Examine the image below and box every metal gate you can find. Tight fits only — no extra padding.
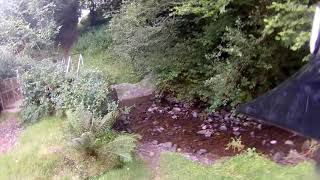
[0,77,21,110]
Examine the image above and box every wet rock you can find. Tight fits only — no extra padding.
[201,124,207,130]
[250,131,255,137]
[257,124,262,130]
[206,118,213,123]
[172,107,181,113]
[219,125,228,131]
[149,152,155,157]
[196,149,207,155]
[159,142,173,149]
[192,111,198,118]
[111,75,155,106]
[270,140,277,145]
[285,140,294,146]
[197,129,214,138]
[172,115,178,119]
[272,152,285,162]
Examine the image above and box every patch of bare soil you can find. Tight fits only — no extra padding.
[0,117,20,154]
[116,96,311,166]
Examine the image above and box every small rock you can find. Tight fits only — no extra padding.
[159,142,173,149]
[152,140,158,145]
[201,125,207,130]
[213,124,219,128]
[172,115,178,119]
[197,130,214,138]
[257,124,262,130]
[192,111,198,118]
[272,152,285,162]
[172,107,181,113]
[159,109,164,113]
[168,111,174,115]
[219,125,228,131]
[270,140,277,145]
[250,131,255,137]
[177,148,182,152]
[153,121,159,125]
[196,149,207,155]
[233,127,240,132]
[284,140,294,146]
[149,152,155,157]
[207,118,213,123]
[243,122,250,127]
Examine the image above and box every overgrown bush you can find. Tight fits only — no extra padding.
[108,0,310,110]
[0,47,21,79]
[21,60,116,123]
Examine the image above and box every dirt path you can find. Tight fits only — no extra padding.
[0,117,20,154]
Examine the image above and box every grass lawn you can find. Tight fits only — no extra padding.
[159,151,317,180]
[0,117,65,179]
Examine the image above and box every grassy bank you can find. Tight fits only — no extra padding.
[159,151,317,180]
[72,26,140,84]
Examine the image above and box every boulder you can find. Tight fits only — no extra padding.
[111,76,155,106]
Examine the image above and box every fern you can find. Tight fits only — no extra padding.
[99,135,138,162]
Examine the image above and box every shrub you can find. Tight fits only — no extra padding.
[0,47,20,79]
[21,60,116,123]
[66,108,137,164]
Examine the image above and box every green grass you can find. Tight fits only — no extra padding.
[159,149,317,180]
[0,117,65,179]
[94,160,150,180]
[72,26,140,84]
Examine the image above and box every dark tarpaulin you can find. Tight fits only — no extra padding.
[237,55,320,140]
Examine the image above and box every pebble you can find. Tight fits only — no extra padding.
[149,152,155,157]
[159,142,173,149]
[250,131,255,137]
[284,140,294,146]
[233,127,240,131]
[270,140,277,145]
[257,124,262,130]
[192,112,198,118]
[196,149,207,155]
[219,125,228,131]
[201,125,207,130]
[172,115,178,119]
[172,107,181,113]
[197,130,214,138]
[152,140,158,145]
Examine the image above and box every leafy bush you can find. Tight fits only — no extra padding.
[108,0,309,110]
[21,60,116,123]
[0,47,20,79]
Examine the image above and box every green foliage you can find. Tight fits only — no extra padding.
[73,26,141,83]
[225,137,245,152]
[0,47,21,79]
[0,0,59,54]
[20,60,116,123]
[108,0,310,110]
[66,108,137,164]
[263,1,313,51]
